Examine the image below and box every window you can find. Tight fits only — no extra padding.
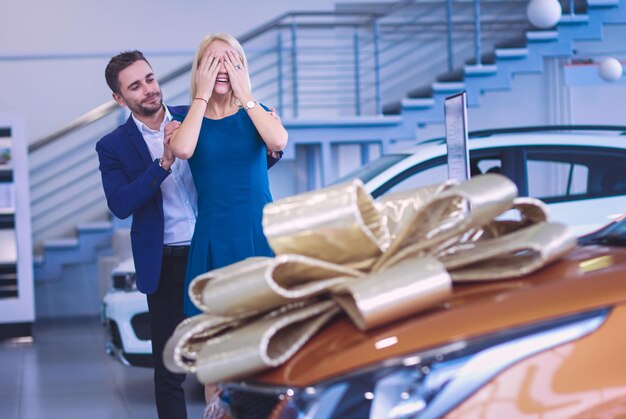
[524,145,626,202]
[527,160,589,198]
[384,163,448,195]
[333,154,408,187]
[476,158,503,176]
[373,156,448,197]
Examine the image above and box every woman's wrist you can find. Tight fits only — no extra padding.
[194,96,209,106]
[235,90,252,104]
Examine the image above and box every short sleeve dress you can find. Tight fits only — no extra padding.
[173,106,274,316]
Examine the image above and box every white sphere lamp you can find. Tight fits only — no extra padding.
[598,57,623,82]
[527,0,562,29]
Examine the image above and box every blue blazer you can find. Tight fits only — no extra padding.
[96,105,281,294]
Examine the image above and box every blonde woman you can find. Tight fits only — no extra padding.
[168,33,287,418]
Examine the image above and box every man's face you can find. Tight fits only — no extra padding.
[113,60,163,117]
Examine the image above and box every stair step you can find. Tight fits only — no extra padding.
[587,0,619,7]
[77,221,113,232]
[432,82,465,92]
[43,238,79,249]
[465,51,497,66]
[464,65,498,76]
[401,98,436,110]
[495,48,529,59]
[526,31,559,42]
[382,101,402,115]
[494,35,527,50]
[559,14,590,24]
[437,68,465,83]
[407,85,434,98]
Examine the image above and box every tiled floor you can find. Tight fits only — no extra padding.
[0,317,206,419]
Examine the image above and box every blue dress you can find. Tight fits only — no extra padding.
[173,107,274,316]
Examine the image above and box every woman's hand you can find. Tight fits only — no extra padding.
[162,120,180,168]
[267,108,285,158]
[224,50,252,103]
[196,50,220,101]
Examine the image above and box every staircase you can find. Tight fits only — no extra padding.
[33,222,112,282]
[29,0,626,315]
[382,1,620,118]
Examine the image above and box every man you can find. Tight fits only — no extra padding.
[96,50,280,419]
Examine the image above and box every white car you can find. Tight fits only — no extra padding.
[101,258,152,367]
[103,126,626,365]
[336,126,626,235]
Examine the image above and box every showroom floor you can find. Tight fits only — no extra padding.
[0,317,206,419]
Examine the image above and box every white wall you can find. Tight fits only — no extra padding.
[0,0,335,143]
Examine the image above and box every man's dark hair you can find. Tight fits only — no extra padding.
[105,50,150,94]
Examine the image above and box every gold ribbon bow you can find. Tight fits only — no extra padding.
[164,174,576,384]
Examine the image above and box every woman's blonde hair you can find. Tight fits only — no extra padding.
[189,32,251,106]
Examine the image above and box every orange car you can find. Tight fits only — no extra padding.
[221,216,626,418]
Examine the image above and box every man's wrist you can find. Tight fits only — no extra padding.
[157,158,172,173]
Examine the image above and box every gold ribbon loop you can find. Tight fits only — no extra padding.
[334,257,452,330]
[190,254,364,317]
[263,179,390,266]
[373,174,518,271]
[512,197,550,224]
[476,197,550,239]
[195,300,340,384]
[375,182,455,240]
[189,257,272,314]
[442,222,576,281]
[163,313,243,374]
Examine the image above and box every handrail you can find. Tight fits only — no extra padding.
[29,101,118,153]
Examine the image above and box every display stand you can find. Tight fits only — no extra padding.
[0,113,34,340]
[444,91,470,181]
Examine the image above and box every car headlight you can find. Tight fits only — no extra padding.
[111,272,137,291]
[273,308,607,419]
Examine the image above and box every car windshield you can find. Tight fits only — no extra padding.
[579,217,626,247]
[332,154,409,185]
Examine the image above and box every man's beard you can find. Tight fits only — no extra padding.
[129,91,163,117]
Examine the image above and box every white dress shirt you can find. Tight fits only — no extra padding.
[132,107,197,245]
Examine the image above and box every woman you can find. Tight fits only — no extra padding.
[168,33,288,418]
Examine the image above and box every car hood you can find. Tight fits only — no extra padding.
[251,245,626,387]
